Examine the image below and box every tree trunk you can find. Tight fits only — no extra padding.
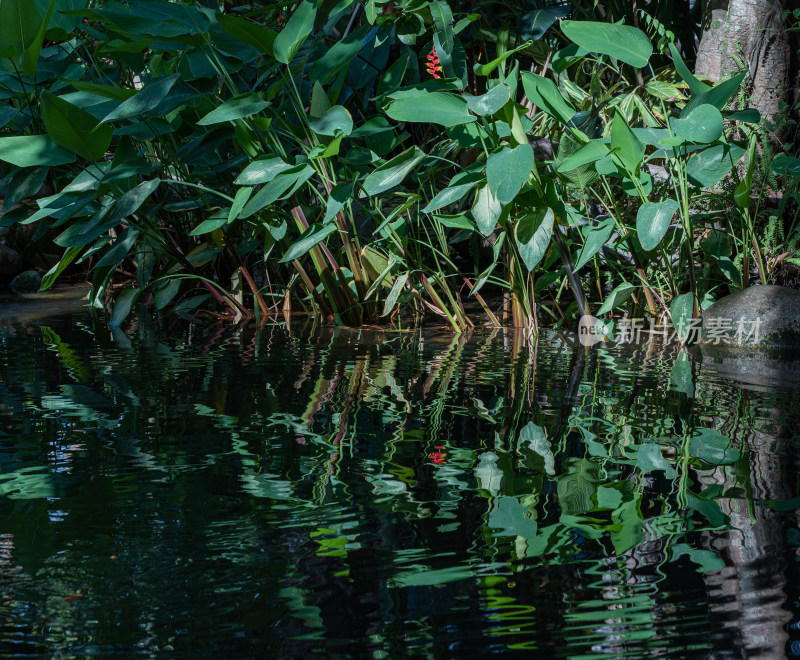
[695,0,790,131]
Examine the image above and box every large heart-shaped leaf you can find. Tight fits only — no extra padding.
[636,199,679,251]
[672,104,723,143]
[670,292,695,343]
[486,145,534,205]
[309,105,354,137]
[472,184,502,236]
[560,20,652,68]
[516,207,553,271]
[685,144,746,188]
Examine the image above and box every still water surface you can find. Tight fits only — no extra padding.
[1,315,800,657]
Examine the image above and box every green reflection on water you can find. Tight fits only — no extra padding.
[0,317,799,657]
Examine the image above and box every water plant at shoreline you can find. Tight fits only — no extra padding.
[0,0,797,333]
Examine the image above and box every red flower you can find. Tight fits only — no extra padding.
[426,47,442,79]
[428,445,447,465]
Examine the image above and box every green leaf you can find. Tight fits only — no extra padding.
[473,40,532,77]
[382,271,408,317]
[235,156,293,186]
[189,208,230,236]
[670,349,694,397]
[557,458,601,516]
[557,139,608,172]
[689,428,740,465]
[229,186,252,223]
[672,104,723,143]
[520,72,575,125]
[667,43,709,97]
[430,0,454,54]
[724,108,760,123]
[23,0,55,76]
[636,199,679,251]
[489,497,538,538]
[94,227,140,269]
[734,135,757,209]
[433,213,473,230]
[573,217,615,272]
[519,421,554,474]
[309,105,353,137]
[552,43,587,73]
[3,166,48,209]
[423,173,482,213]
[635,443,676,477]
[486,145,534,205]
[682,72,746,116]
[670,292,695,344]
[197,93,269,125]
[685,144,746,188]
[273,0,316,65]
[102,74,180,122]
[596,281,636,315]
[0,135,75,167]
[42,92,112,162]
[240,164,315,218]
[0,0,41,60]
[279,222,337,263]
[215,12,277,55]
[110,287,139,326]
[362,146,425,196]
[520,4,571,41]
[323,182,352,224]
[463,84,510,116]
[61,80,137,102]
[385,91,475,126]
[560,20,653,68]
[40,246,80,291]
[771,154,800,177]
[610,111,644,172]
[516,207,553,271]
[472,184,502,236]
[671,543,725,573]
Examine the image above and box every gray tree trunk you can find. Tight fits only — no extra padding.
[694,0,790,130]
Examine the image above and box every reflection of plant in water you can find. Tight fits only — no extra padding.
[1,321,795,654]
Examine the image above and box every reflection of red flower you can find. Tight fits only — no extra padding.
[429,445,446,464]
[426,47,442,79]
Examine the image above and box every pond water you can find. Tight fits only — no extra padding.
[1,314,800,657]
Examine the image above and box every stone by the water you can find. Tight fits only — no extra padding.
[9,270,42,295]
[700,285,800,348]
[0,245,22,282]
